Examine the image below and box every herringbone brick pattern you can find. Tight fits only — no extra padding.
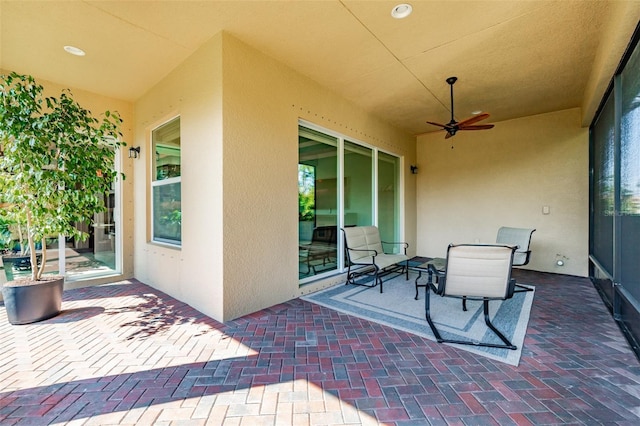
[1,270,639,425]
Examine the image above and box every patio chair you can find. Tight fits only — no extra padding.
[342,226,408,293]
[496,226,535,266]
[426,243,518,350]
[496,226,535,294]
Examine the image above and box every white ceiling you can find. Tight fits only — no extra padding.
[2,1,639,136]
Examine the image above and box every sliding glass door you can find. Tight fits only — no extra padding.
[298,123,402,283]
[620,43,640,304]
[589,27,640,359]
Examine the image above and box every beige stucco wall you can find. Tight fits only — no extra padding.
[132,33,416,322]
[416,108,588,277]
[0,69,135,291]
[133,34,225,319]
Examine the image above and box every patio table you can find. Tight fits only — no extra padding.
[408,256,446,300]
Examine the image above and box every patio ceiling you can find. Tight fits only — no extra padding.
[1,1,639,135]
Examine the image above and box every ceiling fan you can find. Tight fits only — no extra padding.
[426,76,494,139]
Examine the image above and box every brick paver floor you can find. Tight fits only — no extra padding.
[1,269,640,425]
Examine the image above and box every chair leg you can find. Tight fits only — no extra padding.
[514,284,533,293]
[426,297,517,350]
[414,270,424,300]
[345,263,353,285]
[346,264,381,290]
[482,300,517,350]
[405,259,409,280]
[424,284,444,342]
[462,297,467,311]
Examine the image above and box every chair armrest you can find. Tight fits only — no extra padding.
[381,241,409,254]
[512,249,532,266]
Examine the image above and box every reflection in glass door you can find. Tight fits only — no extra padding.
[620,44,640,301]
[298,126,338,280]
[65,188,118,280]
[378,152,401,250]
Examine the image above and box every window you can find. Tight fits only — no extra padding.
[152,117,181,245]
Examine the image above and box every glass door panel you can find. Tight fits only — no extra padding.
[620,44,640,302]
[299,126,338,279]
[378,152,401,251]
[592,94,615,274]
[344,141,372,227]
[65,187,118,279]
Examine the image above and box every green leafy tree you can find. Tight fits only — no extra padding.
[0,72,125,281]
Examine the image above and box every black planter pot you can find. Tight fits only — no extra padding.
[2,276,64,325]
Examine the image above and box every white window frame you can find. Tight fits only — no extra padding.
[151,116,182,247]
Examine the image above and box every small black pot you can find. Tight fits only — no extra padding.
[2,276,64,325]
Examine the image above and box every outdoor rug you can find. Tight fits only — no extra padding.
[301,271,535,366]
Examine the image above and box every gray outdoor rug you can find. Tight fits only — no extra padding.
[301,272,535,366]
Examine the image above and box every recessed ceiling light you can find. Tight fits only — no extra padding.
[391,3,412,19]
[471,110,483,115]
[63,45,86,56]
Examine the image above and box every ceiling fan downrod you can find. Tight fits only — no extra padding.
[446,76,458,135]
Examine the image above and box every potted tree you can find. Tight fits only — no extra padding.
[0,209,44,282]
[0,72,125,324]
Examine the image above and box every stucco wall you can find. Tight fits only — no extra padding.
[132,33,416,322]
[221,34,416,320]
[133,35,225,319]
[416,108,588,277]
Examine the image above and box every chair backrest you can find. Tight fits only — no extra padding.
[342,226,384,262]
[442,244,516,299]
[312,226,337,245]
[496,227,535,266]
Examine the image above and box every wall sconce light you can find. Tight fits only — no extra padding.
[410,165,418,174]
[128,146,140,159]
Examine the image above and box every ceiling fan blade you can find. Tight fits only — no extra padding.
[426,121,449,129]
[444,131,454,139]
[459,124,495,130]
[456,113,491,127]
